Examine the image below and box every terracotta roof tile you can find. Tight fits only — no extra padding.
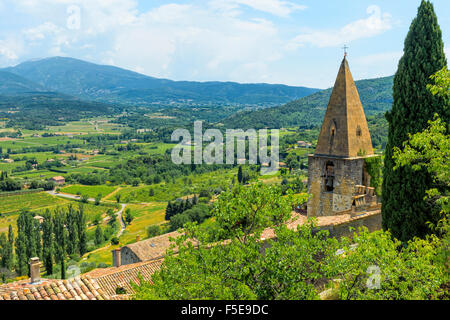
[86,259,164,299]
[0,276,111,300]
[123,231,182,262]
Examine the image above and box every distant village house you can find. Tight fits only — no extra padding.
[50,176,65,185]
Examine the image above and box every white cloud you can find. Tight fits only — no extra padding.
[355,51,402,66]
[210,0,306,17]
[3,1,284,81]
[105,4,282,80]
[24,22,62,41]
[288,5,392,49]
[0,37,23,61]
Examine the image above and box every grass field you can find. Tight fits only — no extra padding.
[120,203,168,245]
[61,185,118,199]
[0,192,67,216]
[0,191,121,234]
[82,202,168,265]
[104,168,237,203]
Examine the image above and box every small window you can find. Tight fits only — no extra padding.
[330,121,337,137]
[356,126,362,137]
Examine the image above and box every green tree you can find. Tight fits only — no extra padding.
[382,0,448,242]
[77,207,88,256]
[0,225,14,271]
[147,225,161,238]
[42,210,54,275]
[95,225,104,246]
[80,194,89,203]
[237,166,243,184]
[14,228,28,276]
[53,209,67,264]
[285,152,299,172]
[323,227,447,300]
[125,209,134,225]
[95,193,102,206]
[393,116,449,217]
[132,184,334,300]
[61,258,66,280]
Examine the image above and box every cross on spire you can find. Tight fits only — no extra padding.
[342,44,349,57]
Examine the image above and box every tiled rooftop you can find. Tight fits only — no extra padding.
[86,259,164,299]
[0,209,381,301]
[123,231,182,262]
[0,276,110,300]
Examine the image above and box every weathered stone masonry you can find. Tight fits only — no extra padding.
[307,56,381,218]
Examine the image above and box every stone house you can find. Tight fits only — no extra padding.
[50,176,65,185]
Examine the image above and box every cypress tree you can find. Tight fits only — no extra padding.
[61,258,66,280]
[53,209,66,264]
[77,207,87,256]
[0,233,6,268]
[95,225,104,246]
[382,0,448,242]
[238,166,243,184]
[15,232,28,276]
[42,210,54,275]
[0,226,14,271]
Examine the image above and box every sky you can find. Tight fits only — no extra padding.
[0,0,449,89]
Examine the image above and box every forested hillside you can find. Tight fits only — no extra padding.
[221,76,393,129]
[0,71,45,95]
[0,93,121,130]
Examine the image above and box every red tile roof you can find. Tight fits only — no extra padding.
[86,259,164,299]
[122,231,182,262]
[0,276,110,300]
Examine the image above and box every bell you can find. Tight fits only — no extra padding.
[326,177,334,188]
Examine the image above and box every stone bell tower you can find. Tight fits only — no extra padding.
[307,56,379,217]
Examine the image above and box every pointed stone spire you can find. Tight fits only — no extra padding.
[315,56,374,158]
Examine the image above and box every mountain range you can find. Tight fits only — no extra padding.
[1,57,320,106]
[0,56,394,135]
[221,75,394,129]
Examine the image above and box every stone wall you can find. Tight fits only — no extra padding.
[307,155,367,217]
[314,210,382,240]
[113,247,142,267]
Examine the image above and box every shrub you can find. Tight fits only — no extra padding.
[147,225,161,238]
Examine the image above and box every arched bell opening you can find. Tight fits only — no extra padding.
[324,161,335,192]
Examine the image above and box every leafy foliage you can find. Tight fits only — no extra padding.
[382,0,448,242]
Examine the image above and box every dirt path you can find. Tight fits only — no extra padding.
[47,190,126,238]
[102,187,122,201]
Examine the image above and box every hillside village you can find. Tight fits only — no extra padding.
[0,55,425,300]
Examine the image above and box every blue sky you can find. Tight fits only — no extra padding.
[0,0,449,89]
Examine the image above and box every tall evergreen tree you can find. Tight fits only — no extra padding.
[0,233,6,267]
[66,205,79,255]
[14,232,28,276]
[95,225,104,246]
[42,210,54,275]
[237,166,243,184]
[77,206,88,256]
[0,226,14,271]
[382,0,448,242]
[53,209,66,264]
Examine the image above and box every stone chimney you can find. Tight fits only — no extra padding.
[29,257,41,284]
[113,248,122,268]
